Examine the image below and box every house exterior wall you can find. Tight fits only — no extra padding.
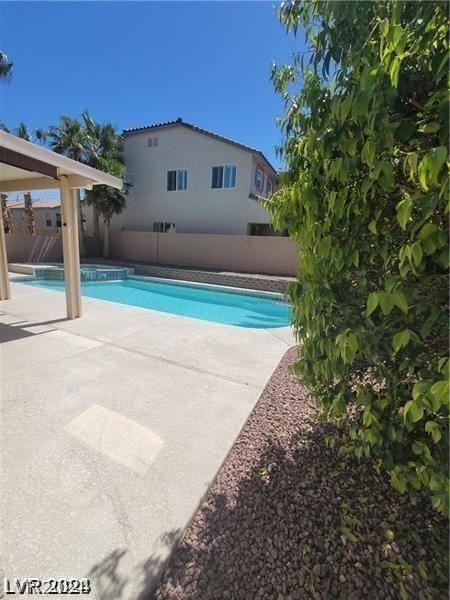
[10,207,61,233]
[9,204,100,239]
[111,125,276,235]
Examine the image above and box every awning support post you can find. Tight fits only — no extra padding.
[0,210,10,301]
[60,175,82,319]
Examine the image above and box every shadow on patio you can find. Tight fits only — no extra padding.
[88,529,181,600]
[0,317,68,343]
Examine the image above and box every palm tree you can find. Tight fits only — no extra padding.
[0,52,13,81]
[1,193,13,234]
[45,116,86,161]
[44,116,87,254]
[82,112,128,257]
[39,112,127,257]
[84,182,126,258]
[16,123,35,234]
[82,111,119,164]
[23,193,35,235]
[16,121,31,141]
[0,52,13,131]
[82,112,120,241]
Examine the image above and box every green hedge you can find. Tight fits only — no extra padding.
[269,0,449,513]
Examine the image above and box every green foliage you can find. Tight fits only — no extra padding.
[81,111,129,223]
[44,115,87,161]
[16,122,31,141]
[270,1,449,513]
[0,51,13,82]
[42,111,128,222]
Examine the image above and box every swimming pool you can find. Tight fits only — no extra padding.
[22,277,291,329]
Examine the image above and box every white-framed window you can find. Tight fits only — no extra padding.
[211,165,236,189]
[255,168,264,193]
[46,218,52,227]
[266,178,273,196]
[153,221,176,233]
[177,169,187,190]
[148,137,159,147]
[167,169,187,191]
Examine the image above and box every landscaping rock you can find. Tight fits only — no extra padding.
[153,347,449,599]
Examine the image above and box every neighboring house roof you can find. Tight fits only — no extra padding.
[123,118,277,175]
[6,198,61,209]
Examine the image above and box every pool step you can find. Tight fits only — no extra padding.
[8,263,134,282]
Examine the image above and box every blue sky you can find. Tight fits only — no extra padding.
[0,1,302,172]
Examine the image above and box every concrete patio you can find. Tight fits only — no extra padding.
[1,277,295,599]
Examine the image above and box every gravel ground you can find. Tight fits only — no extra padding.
[153,347,448,600]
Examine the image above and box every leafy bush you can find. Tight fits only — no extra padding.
[269,0,449,513]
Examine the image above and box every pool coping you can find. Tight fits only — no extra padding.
[126,274,287,302]
[8,262,135,277]
[13,271,288,303]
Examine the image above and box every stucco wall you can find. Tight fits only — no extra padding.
[113,125,275,235]
[5,233,63,263]
[4,230,298,276]
[10,207,61,232]
[110,230,297,276]
[9,205,98,237]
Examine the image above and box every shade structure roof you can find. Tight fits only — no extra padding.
[0,130,123,319]
[0,130,122,193]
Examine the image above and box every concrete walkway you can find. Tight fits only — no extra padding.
[1,278,295,599]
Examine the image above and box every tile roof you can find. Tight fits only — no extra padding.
[6,198,61,209]
[123,118,277,174]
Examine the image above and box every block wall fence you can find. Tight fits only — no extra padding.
[5,231,298,278]
[110,231,297,276]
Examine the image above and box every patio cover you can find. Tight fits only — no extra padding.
[0,130,122,318]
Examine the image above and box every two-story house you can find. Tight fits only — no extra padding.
[111,118,279,236]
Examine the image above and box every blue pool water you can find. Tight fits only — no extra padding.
[23,278,291,328]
